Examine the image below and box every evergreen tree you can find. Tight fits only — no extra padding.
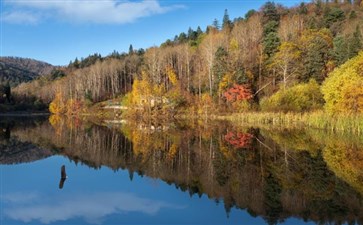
[299,29,333,83]
[350,25,363,57]
[324,7,345,28]
[333,36,348,65]
[245,9,256,20]
[222,9,232,30]
[129,44,134,55]
[264,32,280,57]
[213,47,228,94]
[299,2,308,14]
[334,26,362,65]
[187,27,197,41]
[196,26,203,37]
[73,57,80,69]
[178,32,188,43]
[262,2,280,59]
[349,10,357,19]
[263,21,279,36]
[262,1,280,25]
[212,18,220,30]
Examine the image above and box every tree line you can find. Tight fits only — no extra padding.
[13,0,363,114]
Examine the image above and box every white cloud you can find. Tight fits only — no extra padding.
[3,191,185,224]
[2,11,40,24]
[2,0,184,24]
[2,192,40,204]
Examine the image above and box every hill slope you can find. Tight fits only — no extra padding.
[0,57,55,86]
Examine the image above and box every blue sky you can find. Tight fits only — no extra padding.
[1,0,306,66]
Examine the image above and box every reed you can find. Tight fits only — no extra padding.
[217,111,363,135]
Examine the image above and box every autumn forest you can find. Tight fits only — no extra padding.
[3,0,363,126]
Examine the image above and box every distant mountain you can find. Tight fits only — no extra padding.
[0,56,55,86]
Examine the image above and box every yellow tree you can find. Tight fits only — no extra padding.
[49,92,66,114]
[130,71,153,107]
[322,51,363,113]
[270,42,301,90]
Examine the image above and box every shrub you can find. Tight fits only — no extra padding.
[261,80,324,112]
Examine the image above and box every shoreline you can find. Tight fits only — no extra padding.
[7,109,362,135]
[0,112,50,117]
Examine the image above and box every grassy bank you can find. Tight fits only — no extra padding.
[216,111,363,135]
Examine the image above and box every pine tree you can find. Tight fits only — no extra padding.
[196,26,203,36]
[188,27,197,40]
[212,18,220,30]
[245,9,256,20]
[222,9,232,30]
[350,25,363,57]
[73,57,80,69]
[129,44,134,55]
[262,1,280,25]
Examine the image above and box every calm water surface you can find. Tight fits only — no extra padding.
[0,116,362,225]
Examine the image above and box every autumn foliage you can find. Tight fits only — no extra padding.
[224,131,254,148]
[49,92,66,114]
[223,84,253,103]
[322,51,363,113]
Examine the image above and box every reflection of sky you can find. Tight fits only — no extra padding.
[0,155,314,225]
[4,192,183,224]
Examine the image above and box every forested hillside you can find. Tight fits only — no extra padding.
[12,0,363,115]
[0,57,55,86]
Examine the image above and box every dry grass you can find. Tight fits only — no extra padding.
[217,111,363,135]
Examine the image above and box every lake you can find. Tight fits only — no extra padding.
[1,116,362,225]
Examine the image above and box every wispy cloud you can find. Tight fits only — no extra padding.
[3,191,185,224]
[2,0,184,24]
[2,10,40,24]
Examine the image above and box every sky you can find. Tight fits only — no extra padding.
[1,0,306,66]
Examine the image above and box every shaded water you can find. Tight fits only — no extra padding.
[1,116,363,225]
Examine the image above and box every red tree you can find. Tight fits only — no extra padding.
[223,84,253,103]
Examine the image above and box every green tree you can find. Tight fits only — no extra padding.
[213,47,228,94]
[178,32,188,43]
[333,36,348,65]
[222,9,232,30]
[212,18,220,30]
[129,44,134,55]
[333,26,362,65]
[349,10,357,19]
[264,32,280,57]
[323,6,346,34]
[323,7,345,28]
[188,27,197,41]
[261,1,280,25]
[299,2,308,14]
[299,29,334,83]
[263,21,279,36]
[73,57,80,69]
[350,25,363,57]
[196,26,203,37]
[245,9,256,20]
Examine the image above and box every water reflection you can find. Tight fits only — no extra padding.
[4,191,184,224]
[0,116,53,164]
[1,116,363,224]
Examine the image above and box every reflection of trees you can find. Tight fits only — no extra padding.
[12,118,363,225]
[319,133,363,196]
[0,117,53,164]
